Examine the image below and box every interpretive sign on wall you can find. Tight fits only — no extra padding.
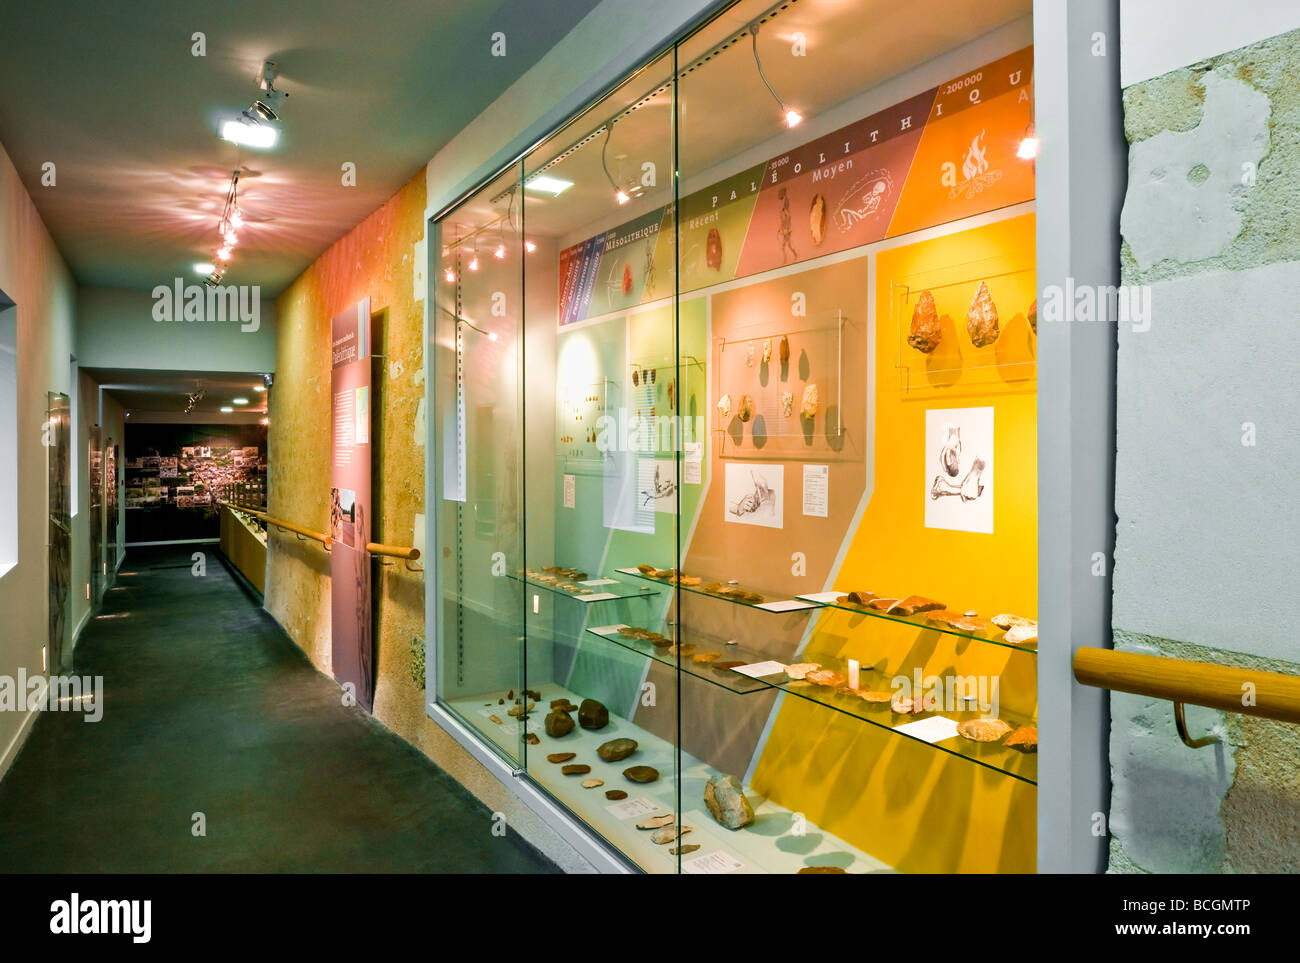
[330,297,374,710]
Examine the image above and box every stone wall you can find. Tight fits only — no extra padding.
[1112,24,1300,873]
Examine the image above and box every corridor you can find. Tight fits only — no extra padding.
[0,546,555,873]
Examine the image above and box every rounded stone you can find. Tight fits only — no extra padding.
[578,699,609,730]
[596,738,638,762]
[623,765,660,784]
[545,710,574,738]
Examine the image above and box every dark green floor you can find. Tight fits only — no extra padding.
[0,545,558,873]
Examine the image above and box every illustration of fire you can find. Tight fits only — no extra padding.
[949,130,1004,200]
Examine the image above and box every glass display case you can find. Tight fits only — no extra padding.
[432,0,1038,873]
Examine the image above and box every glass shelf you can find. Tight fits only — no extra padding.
[806,592,1038,655]
[587,623,1036,783]
[586,624,784,695]
[510,570,663,603]
[613,567,819,613]
[613,566,1036,654]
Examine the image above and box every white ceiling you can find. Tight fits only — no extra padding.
[0,0,602,295]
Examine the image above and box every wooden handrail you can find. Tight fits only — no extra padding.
[366,543,420,561]
[1074,646,1300,725]
[220,502,331,549]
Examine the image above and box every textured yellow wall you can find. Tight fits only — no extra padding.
[266,171,594,871]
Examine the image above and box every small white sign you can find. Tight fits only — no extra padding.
[795,590,843,604]
[589,624,628,636]
[581,578,620,587]
[732,660,788,678]
[802,464,828,517]
[578,592,619,603]
[754,599,817,612]
[682,850,745,874]
[894,715,961,744]
[683,442,702,485]
[606,797,661,820]
[563,473,576,509]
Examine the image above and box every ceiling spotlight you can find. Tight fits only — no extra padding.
[229,208,244,230]
[217,246,232,262]
[1018,125,1039,160]
[221,117,278,149]
[220,406,234,413]
[494,243,507,260]
[194,262,215,275]
[253,385,266,393]
[524,239,537,253]
[751,23,805,131]
[444,267,457,283]
[204,271,224,288]
[601,121,634,206]
[232,397,249,405]
[260,416,269,426]
[246,87,287,124]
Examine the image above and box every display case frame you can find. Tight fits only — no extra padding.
[426,0,1060,874]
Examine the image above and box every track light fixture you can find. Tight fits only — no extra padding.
[221,60,287,150]
[601,120,632,205]
[751,22,802,128]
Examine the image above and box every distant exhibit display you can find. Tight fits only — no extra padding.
[431,0,1038,873]
[124,423,268,542]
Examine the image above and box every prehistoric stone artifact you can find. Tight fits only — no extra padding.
[547,752,576,764]
[781,391,793,416]
[712,660,746,671]
[1005,726,1038,753]
[857,690,894,704]
[622,263,634,296]
[578,698,609,730]
[956,718,1013,742]
[581,778,604,788]
[507,701,534,718]
[545,709,575,738]
[605,789,628,801]
[561,764,591,776]
[623,765,660,783]
[966,280,1000,347]
[809,193,827,245]
[779,335,790,365]
[798,866,847,874]
[488,714,503,725]
[597,738,638,762]
[762,338,773,365]
[800,383,819,419]
[926,610,989,633]
[907,289,942,354]
[550,698,579,712]
[717,393,732,419]
[524,733,539,745]
[693,652,721,664]
[636,813,675,830]
[704,773,755,830]
[738,394,755,422]
[836,590,876,606]
[671,845,701,855]
[785,662,821,680]
[867,597,899,611]
[650,825,691,845]
[887,595,945,616]
[891,695,924,715]
[1004,622,1038,646]
[706,227,723,270]
[805,669,846,688]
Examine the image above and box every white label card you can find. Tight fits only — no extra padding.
[732,660,788,678]
[754,599,818,612]
[589,624,628,636]
[563,473,576,509]
[894,715,961,744]
[578,592,618,603]
[802,464,828,517]
[682,851,745,874]
[605,797,661,820]
[580,578,620,586]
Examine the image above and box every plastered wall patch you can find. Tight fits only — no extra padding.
[1121,71,1270,271]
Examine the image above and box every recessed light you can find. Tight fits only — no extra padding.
[232,397,249,405]
[220,406,234,413]
[525,175,573,196]
[194,262,215,275]
[253,385,265,393]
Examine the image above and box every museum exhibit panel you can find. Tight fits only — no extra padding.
[432,0,1038,873]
